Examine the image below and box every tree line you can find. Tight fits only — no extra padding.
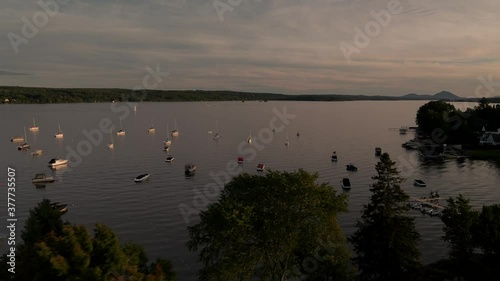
[416,98,500,145]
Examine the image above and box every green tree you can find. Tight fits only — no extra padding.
[0,199,176,281]
[474,204,500,258]
[350,153,420,281]
[416,100,456,134]
[441,194,479,261]
[187,169,354,281]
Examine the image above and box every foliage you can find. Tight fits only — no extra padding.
[441,194,479,261]
[474,204,500,258]
[0,199,176,281]
[187,169,354,281]
[416,100,457,134]
[350,153,421,280]
[415,98,500,145]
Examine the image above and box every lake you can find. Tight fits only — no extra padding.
[1,101,499,280]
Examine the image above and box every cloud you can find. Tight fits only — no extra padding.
[1,0,500,96]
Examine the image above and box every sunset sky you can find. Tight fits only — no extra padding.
[1,0,500,96]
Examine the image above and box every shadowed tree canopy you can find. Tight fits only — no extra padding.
[349,153,420,281]
[0,199,176,281]
[187,169,355,281]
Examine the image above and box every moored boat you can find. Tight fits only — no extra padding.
[331,151,338,162]
[32,173,55,184]
[48,158,68,167]
[11,136,24,142]
[31,149,43,156]
[414,179,426,187]
[185,163,196,175]
[165,155,174,162]
[257,163,265,171]
[346,164,358,171]
[341,178,351,190]
[238,157,244,163]
[135,174,151,182]
[375,147,382,156]
[29,118,39,131]
[51,202,68,213]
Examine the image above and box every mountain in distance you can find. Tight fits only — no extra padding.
[400,91,462,100]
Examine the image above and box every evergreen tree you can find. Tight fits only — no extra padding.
[350,153,420,281]
[441,195,479,261]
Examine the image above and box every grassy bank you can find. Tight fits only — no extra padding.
[464,148,500,160]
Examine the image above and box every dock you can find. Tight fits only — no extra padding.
[410,197,444,209]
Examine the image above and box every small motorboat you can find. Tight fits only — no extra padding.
[163,146,170,152]
[296,131,300,137]
[375,147,382,156]
[51,202,68,213]
[185,163,196,175]
[237,157,244,163]
[257,164,265,172]
[147,127,155,133]
[341,178,351,190]
[17,143,30,150]
[164,138,172,146]
[331,151,338,162]
[116,129,126,136]
[399,127,408,134]
[165,155,174,162]
[368,184,375,191]
[48,158,68,167]
[32,173,55,184]
[414,179,426,187]
[31,149,42,156]
[135,174,151,182]
[346,164,358,171]
[30,118,39,131]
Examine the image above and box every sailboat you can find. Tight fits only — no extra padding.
[285,132,290,146]
[171,118,179,137]
[17,127,30,150]
[29,118,39,131]
[247,130,252,144]
[147,118,155,133]
[116,118,126,136]
[213,121,220,140]
[134,105,137,112]
[107,129,114,149]
[54,124,63,138]
[164,122,172,146]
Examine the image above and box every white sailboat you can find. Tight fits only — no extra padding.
[116,118,126,136]
[147,118,155,133]
[134,105,137,112]
[17,127,30,150]
[54,124,63,138]
[164,122,172,146]
[107,129,114,149]
[171,118,179,136]
[247,130,252,144]
[285,132,290,146]
[29,118,39,131]
[213,121,220,140]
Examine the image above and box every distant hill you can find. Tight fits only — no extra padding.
[400,91,462,100]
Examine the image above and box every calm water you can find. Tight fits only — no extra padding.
[1,101,499,279]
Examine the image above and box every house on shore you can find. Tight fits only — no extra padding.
[479,129,500,146]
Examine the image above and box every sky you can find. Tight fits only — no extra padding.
[1,0,500,97]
